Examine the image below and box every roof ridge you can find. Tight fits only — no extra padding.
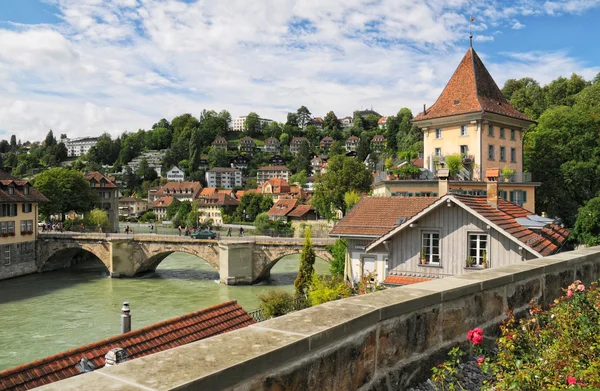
[470,47,484,113]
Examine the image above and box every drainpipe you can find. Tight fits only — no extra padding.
[121,302,131,334]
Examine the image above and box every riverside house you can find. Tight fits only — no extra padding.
[331,169,569,285]
[0,170,49,280]
[86,172,119,233]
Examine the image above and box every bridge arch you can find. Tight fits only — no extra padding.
[132,242,220,276]
[39,246,111,273]
[252,245,333,283]
[37,238,112,273]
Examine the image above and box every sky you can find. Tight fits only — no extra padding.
[0,0,599,141]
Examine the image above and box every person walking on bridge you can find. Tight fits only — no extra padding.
[227,227,232,237]
[239,226,244,237]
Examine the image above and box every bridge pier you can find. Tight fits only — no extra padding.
[218,242,255,285]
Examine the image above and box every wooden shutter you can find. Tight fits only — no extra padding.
[522,190,527,203]
[509,191,514,202]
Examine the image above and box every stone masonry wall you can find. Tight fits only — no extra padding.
[37,248,600,391]
[0,241,37,280]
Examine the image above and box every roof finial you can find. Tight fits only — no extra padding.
[469,17,475,48]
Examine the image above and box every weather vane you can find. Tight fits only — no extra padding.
[469,16,476,47]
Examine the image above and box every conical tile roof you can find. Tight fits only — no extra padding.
[414,48,533,122]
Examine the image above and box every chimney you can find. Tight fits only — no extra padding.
[104,348,129,367]
[485,168,500,208]
[438,168,450,197]
[423,104,426,116]
[121,302,131,334]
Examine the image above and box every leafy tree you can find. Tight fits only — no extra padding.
[363,114,380,131]
[139,211,157,223]
[324,110,341,131]
[502,78,546,119]
[296,106,312,129]
[356,136,371,161]
[308,275,351,306]
[244,112,262,136]
[87,208,109,229]
[279,132,290,146]
[294,141,311,174]
[44,130,56,147]
[344,190,361,211]
[208,147,229,169]
[34,168,97,218]
[385,115,399,152]
[0,140,9,153]
[254,212,272,234]
[233,193,273,222]
[166,198,181,220]
[444,154,464,177]
[290,170,307,186]
[573,197,600,246]
[10,135,17,151]
[330,140,345,156]
[294,226,315,297]
[327,238,347,277]
[312,156,372,218]
[189,128,202,171]
[545,73,588,108]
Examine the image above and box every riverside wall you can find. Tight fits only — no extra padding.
[36,247,600,391]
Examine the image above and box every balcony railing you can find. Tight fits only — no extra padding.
[500,172,533,183]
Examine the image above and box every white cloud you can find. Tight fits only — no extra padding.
[0,0,597,141]
[512,21,526,29]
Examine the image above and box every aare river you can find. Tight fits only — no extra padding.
[0,252,330,371]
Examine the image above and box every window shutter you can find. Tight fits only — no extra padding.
[509,191,514,202]
[522,190,527,203]
[432,193,438,197]
[408,192,413,196]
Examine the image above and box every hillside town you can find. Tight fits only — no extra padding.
[2,2,600,390]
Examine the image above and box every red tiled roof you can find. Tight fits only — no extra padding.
[330,197,437,236]
[268,199,299,216]
[384,275,432,285]
[454,195,561,256]
[156,182,202,197]
[199,187,218,197]
[198,193,239,207]
[218,189,233,196]
[0,171,48,203]
[262,178,291,194]
[85,172,117,189]
[287,204,315,217]
[411,157,424,168]
[346,136,359,142]
[378,116,387,124]
[413,48,533,123]
[212,136,227,144]
[0,301,254,391]
[151,196,174,208]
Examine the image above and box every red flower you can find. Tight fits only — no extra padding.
[472,333,483,345]
[467,328,484,343]
[568,376,577,385]
[477,357,484,366]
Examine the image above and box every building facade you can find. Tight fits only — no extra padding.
[231,116,274,132]
[65,137,99,157]
[256,166,291,185]
[290,137,309,154]
[154,182,202,202]
[238,137,256,154]
[151,196,173,221]
[197,193,239,225]
[205,168,243,189]
[264,137,281,153]
[345,136,359,152]
[118,197,148,218]
[212,136,228,151]
[166,166,185,182]
[320,136,334,152]
[86,172,119,232]
[0,171,48,280]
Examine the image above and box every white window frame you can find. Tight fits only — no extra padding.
[460,125,467,136]
[468,233,488,266]
[435,129,442,139]
[435,148,442,156]
[421,231,441,265]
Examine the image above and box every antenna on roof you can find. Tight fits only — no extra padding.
[469,17,475,48]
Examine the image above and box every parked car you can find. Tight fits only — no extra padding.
[191,230,217,240]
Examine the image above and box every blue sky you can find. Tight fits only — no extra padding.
[0,0,599,140]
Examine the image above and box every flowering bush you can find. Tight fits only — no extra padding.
[431,280,600,390]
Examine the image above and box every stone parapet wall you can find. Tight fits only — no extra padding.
[292,220,334,238]
[37,248,600,391]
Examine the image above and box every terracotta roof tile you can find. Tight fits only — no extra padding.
[151,196,174,208]
[257,166,290,171]
[267,199,298,216]
[85,172,117,189]
[384,275,432,285]
[0,171,48,203]
[413,48,533,123]
[287,204,315,217]
[330,197,437,236]
[0,301,254,391]
[454,195,565,256]
[199,188,218,197]
[197,193,239,207]
[156,182,202,196]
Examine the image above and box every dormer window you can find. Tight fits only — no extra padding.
[23,186,29,195]
[7,187,14,195]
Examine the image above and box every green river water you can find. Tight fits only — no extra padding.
[0,252,330,371]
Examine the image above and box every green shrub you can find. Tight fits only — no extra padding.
[257,290,299,318]
[327,238,347,277]
[308,274,351,306]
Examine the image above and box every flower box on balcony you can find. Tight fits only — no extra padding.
[20,232,27,236]
[9,232,15,236]
[1,233,8,237]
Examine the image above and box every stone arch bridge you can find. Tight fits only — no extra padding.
[36,234,334,285]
